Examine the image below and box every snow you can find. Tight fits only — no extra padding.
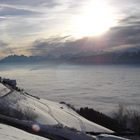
[0,122,130,140]
[0,83,130,140]
[97,134,130,140]
[1,90,113,133]
[0,123,50,140]
[40,98,113,133]
[0,83,10,97]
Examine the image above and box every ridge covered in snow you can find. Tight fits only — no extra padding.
[0,84,10,97]
[0,78,130,140]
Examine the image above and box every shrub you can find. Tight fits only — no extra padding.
[0,100,38,121]
[112,104,140,135]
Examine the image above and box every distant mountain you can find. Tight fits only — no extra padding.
[67,51,140,64]
[0,48,140,64]
[0,55,44,64]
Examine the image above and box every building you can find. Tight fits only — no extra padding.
[2,78,17,87]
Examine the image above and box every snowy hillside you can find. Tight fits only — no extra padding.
[0,123,50,140]
[0,84,113,133]
[0,81,130,140]
[0,83,10,97]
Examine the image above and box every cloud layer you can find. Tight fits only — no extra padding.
[0,0,140,58]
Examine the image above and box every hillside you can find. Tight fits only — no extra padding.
[0,77,132,140]
[0,55,43,63]
[1,49,140,64]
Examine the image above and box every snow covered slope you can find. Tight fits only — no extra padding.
[0,123,50,140]
[0,88,113,133]
[0,83,130,140]
[0,84,10,97]
[97,134,130,140]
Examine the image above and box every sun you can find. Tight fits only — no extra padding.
[71,0,117,38]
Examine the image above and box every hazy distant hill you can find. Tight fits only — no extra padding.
[0,49,140,64]
[68,51,140,64]
[0,55,44,64]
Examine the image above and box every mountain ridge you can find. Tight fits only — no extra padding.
[0,48,140,64]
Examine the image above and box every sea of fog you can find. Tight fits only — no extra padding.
[0,63,140,114]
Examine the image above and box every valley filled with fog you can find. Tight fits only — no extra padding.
[0,64,140,114]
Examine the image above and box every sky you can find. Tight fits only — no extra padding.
[0,0,140,58]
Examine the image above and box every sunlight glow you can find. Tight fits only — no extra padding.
[71,0,118,38]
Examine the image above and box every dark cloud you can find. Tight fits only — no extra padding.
[29,14,140,57]
[30,37,71,56]
[0,6,41,17]
[103,15,140,49]
[0,0,59,8]
[118,15,140,26]
[120,16,138,24]
[30,36,103,57]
